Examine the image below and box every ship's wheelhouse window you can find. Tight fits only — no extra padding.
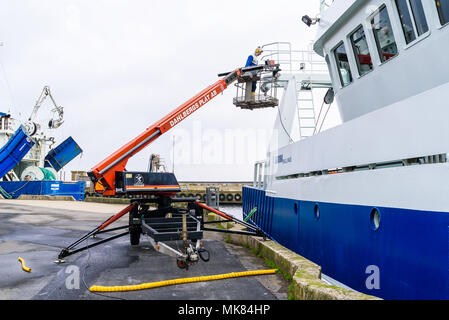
[395,0,429,44]
[325,54,336,88]
[350,26,373,76]
[371,5,398,63]
[436,0,449,25]
[333,42,352,87]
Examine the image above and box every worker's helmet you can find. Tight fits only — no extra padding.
[255,46,263,56]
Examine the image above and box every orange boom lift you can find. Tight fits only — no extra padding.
[58,63,278,268]
[88,69,244,196]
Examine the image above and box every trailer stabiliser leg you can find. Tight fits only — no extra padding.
[196,202,269,239]
[57,203,136,261]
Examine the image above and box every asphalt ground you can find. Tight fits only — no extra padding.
[0,200,288,300]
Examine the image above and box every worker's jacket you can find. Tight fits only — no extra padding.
[245,55,258,67]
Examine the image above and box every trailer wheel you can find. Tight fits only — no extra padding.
[177,259,187,269]
[130,226,141,245]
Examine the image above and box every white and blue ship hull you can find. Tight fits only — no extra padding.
[243,63,449,299]
[243,0,449,300]
[243,169,449,299]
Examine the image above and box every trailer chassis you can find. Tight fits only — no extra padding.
[57,196,267,269]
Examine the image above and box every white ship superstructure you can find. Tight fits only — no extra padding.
[243,0,449,300]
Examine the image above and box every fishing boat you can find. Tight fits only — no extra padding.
[242,0,449,299]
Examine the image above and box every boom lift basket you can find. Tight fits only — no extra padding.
[233,60,280,110]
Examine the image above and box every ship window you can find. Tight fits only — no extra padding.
[436,0,449,25]
[325,54,337,88]
[350,26,373,76]
[370,209,381,231]
[314,204,320,220]
[371,5,399,63]
[395,0,429,44]
[333,42,352,87]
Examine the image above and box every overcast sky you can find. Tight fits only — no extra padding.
[0,1,340,182]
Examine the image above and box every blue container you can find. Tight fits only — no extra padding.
[0,181,86,201]
[0,126,34,179]
[45,136,83,172]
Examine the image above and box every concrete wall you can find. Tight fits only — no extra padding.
[226,233,381,300]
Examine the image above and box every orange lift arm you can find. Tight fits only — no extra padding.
[88,68,247,196]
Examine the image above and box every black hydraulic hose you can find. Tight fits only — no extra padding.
[198,248,210,262]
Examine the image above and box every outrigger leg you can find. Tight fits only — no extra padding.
[57,203,137,262]
[56,199,269,268]
[197,202,268,239]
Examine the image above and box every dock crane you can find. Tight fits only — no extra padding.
[58,62,280,269]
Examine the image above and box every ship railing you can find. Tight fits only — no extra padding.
[320,0,334,15]
[260,42,332,140]
[261,42,328,75]
[253,160,267,189]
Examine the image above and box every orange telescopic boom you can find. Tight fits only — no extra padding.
[59,65,274,263]
[88,68,248,196]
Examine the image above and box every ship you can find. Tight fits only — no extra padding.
[242,0,449,299]
[0,86,85,200]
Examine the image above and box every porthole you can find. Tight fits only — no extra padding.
[370,208,381,231]
[314,204,320,220]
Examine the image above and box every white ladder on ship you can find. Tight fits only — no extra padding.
[297,86,317,139]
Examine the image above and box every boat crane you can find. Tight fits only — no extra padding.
[28,86,64,132]
[58,62,280,269]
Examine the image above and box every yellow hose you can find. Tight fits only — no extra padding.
[18,257,32,273]
[90,269,277,292]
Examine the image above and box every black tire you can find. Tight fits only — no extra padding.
[235,194,242,201]
[195,193,202,200]
[226,194,234,201]
[219,194,225,201]
[130,226,141,245]
[177,259,187,269]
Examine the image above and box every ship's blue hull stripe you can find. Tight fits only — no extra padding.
[243,186,449,300]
